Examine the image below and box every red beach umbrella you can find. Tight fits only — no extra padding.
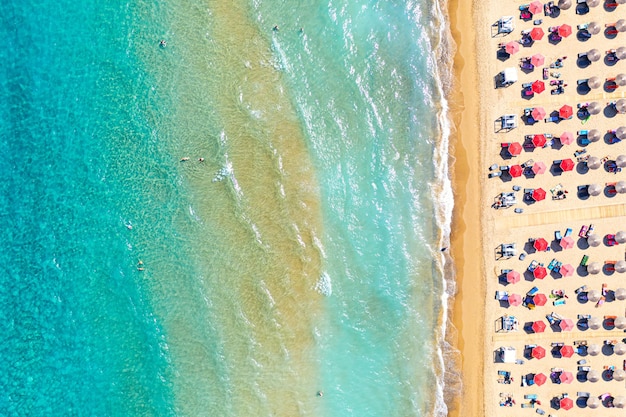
[532,80,545,94]
[560,397,573,410]
[558,24,572,38]
[505,41,520,55]
[560,131,574,145]
[506,270,520,284]
[559,318,575,331]
[533,372,547,385]
[560,236,575,250]
[530,27,545,40]
[560,345,575,358]
[529,0,543,14]
[532,134,547,147]
[532,161,547,175]
[560,371,574,384]
[560,263,574,277]
[560,158,575,171]
[508,142,522,156]
[531,107,546,120]
[534,238,549,251]
[532,188,546,201]
[559,105,573,119]
[532,345,546,359]
[533,293,547,305]
[531,53,545,67]
[509,164,523,177]
[534,267,548,280]
[508,293,523,306]
[532,320,546,333]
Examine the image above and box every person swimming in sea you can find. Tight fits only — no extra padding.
[159,40,167,48]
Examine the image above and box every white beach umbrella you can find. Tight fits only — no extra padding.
[616,126,626,140]
[587,21,601,35]
[616,288,626,300]
[588,183,602,196]
[616,260,626,273]
[617,181,626,194]
[615,396,626,408]
[587,156,602,170]
[587,369,601,381]
[588,289,602,301]
[616,155,626,167]
[616,230,626,243]
[614,369,626,381]
[587,0,600,6]
[616,73,626,86]
[588,316,602,329]
[587,76,601,89]
[587,262,601,275]
[618,0,626,4]
[614,342,626,355]
[587,396,601,408]
[588,129,601,142]
[616,99,626,113]
[616,47,626,60]
[587,48,601,62]
[616,19,626,32]
[615,316,626,329]
[588,344,601,356]
[558,0,572,9]
[587,101,601,115]
[587,233,601,247]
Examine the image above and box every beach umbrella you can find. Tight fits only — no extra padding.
[617,47,626,60]
[587,233,601,246]
[533,293,547,306]
[616,230,626,243]
[559,105,573,119]
[558,24,572,38]
[587,156,601,170]
[532,345,546,359]
[587,369,600,381]
[615,396,626,408]
[616,288,626,300]
[508,293,522,306]
[588,289,602,302]
[587,0,600,6]
[616,155,626,167]
[530,27,544,41]
[532,320,546,333]
[559,371,574,384]
[587,262,601,274]
[533,372,547,385]
[587,129,601,142]
[560,397,573,410]
[533,237,549,251]
[509,164,523,177]
[617,19,626,32]
[588,344,601,356]
[615,316,626,329]
[532,188,546,201]
[560,236,575,249]
[618,0,626,4]
[587,21,601,35]
[532,134,547,148]
[560,131,574,145]
[505,41,519,55]
[614,342,626,355]
[531,107,546,120]
[617,73,626,86]
[531,80,545,94]
[560,263,574,277]
[587,396,601,408]
[560,158,575,171]
[558,0,572,9]
[560,345,575,358]
[530,53,544,67]
[588,316,602,329]
[506,270,520,284]
[533,266,547,280]
[508,142,522,156]
[529,0,543,14]
[587,101,601,115]
[617,181,626,193]
[587,76,601,89]
[616,126,626,140]
[616,260,626,273]
[560,318,575,331]
[587,48,601,62]
[616,99,626,114]
[532,161,547,175]
[588,183,602,196]
[614,369,626,381]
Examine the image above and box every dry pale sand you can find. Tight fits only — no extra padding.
[449,0,626,416]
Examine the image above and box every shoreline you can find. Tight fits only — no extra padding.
[446,0,485,416]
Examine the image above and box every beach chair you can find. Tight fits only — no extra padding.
[575,285,588,294]
[564,228,572,237]
[527,286,539,296]
[581,255,589,267]
[577,392,590,398]
[545,115,559,123]
[555,230,562,241]
[554,299,566,306]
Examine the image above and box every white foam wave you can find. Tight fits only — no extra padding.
[314,272,332,296]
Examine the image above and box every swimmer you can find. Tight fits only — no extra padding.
[272,25,279,31]
[198,157,205,162]
[159,40,167,48]
[180,157,190,162]
[316,391,323,397]
[137,260,145,271]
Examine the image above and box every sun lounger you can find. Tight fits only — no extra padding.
[580,255,589,267]
[564,228,572,237]
[545,115,559,123]
[527,286,539,296]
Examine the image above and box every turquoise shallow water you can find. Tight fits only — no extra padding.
[0,0,452,415]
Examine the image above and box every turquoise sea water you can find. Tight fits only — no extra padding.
[0,1,453,416]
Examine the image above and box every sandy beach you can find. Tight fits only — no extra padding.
[449,0,626,415]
